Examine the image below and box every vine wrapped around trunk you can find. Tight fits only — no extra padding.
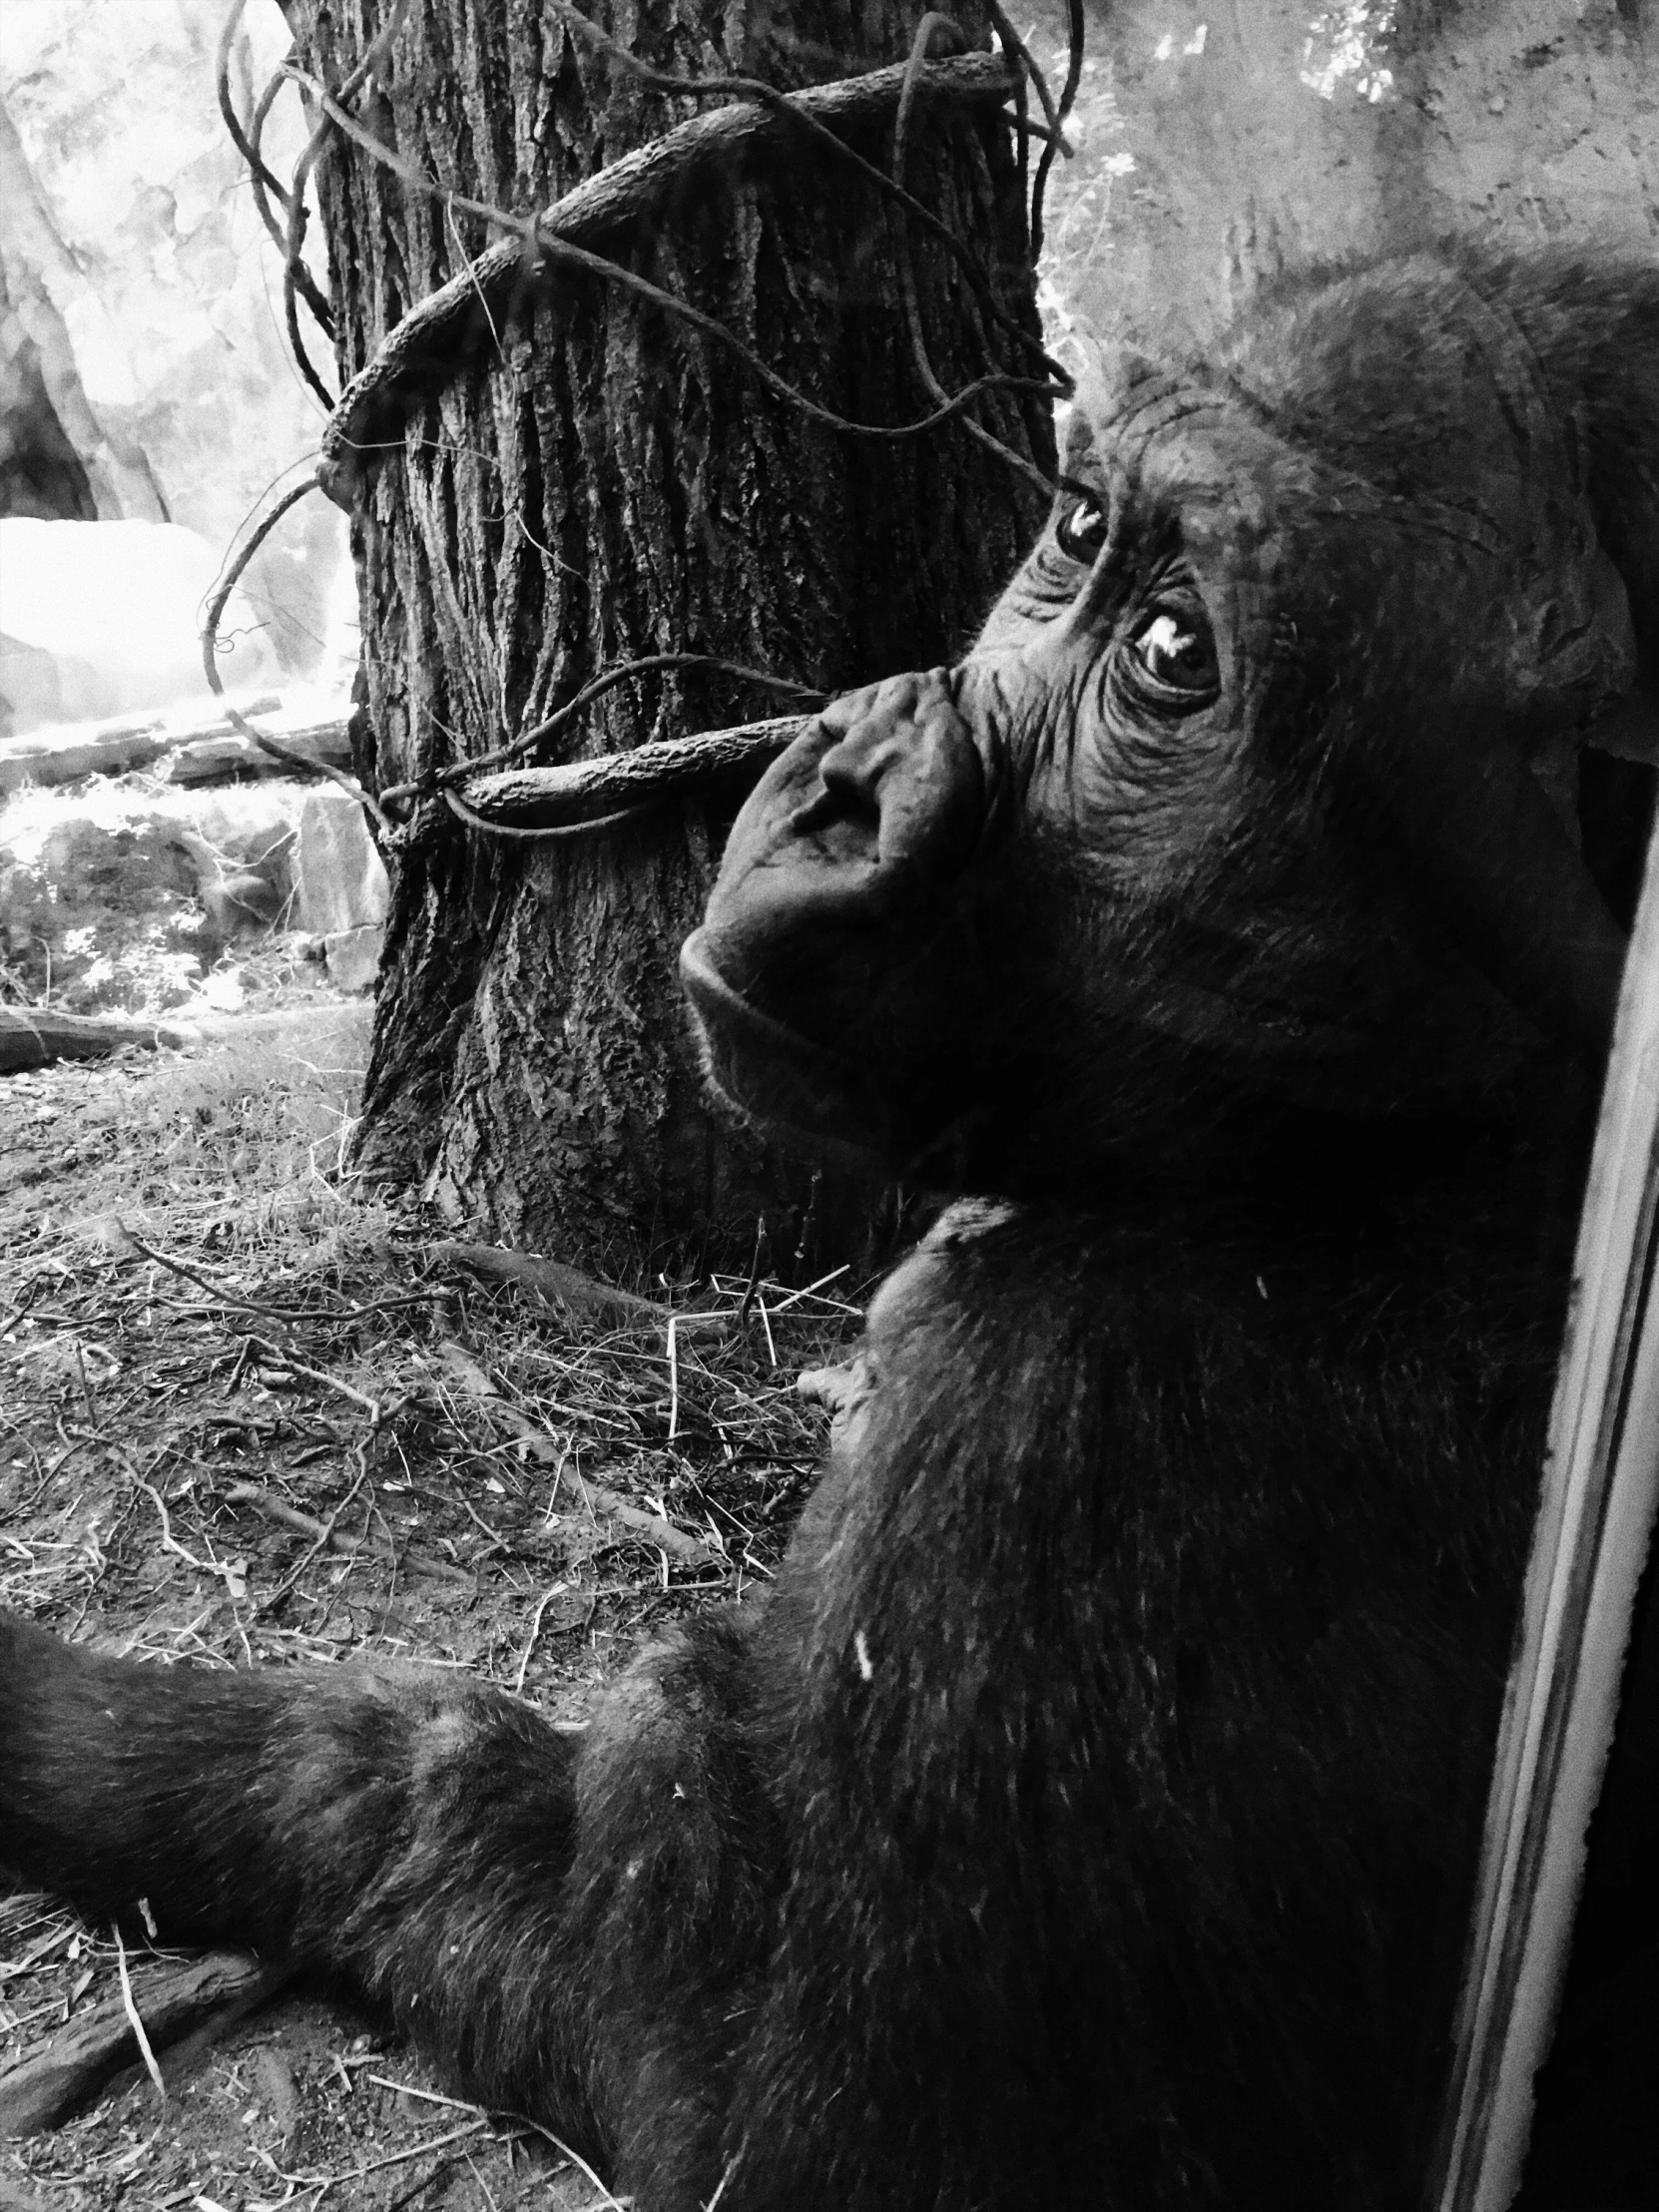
[293,0,1054,1272]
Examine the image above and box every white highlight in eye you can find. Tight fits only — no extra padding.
[1057,499,1109,562]
[1141,613,1192,661]
[1131,606,1220,697]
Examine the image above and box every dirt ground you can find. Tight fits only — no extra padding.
[0,979,859,2210]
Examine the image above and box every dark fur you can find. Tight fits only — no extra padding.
[5,247,1659,2207]
[0,1196,1569,2205]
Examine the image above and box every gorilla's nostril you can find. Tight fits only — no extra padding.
[791,754,881,834]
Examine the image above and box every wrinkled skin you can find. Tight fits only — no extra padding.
[5,248,1659,2212]
[685,251,1652,1182]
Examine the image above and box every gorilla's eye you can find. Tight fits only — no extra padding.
[1055,496,1109,564]
[1128,606,1219,704]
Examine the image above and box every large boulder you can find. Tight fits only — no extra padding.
[294,786,390,991]
[0,0,349,681]
[0,516,276,733]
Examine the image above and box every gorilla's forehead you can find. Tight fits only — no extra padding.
[1063,313,1607,593]
[1059,364,1330,584]
[1026,331,1636,738]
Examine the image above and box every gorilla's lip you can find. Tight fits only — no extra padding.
[680,928,892,1149]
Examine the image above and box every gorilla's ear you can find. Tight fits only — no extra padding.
[1377,701,1628,1061]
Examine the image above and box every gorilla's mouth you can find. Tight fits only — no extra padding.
[680,928,896,1154]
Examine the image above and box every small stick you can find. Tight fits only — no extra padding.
[363,2075,481,2112]
[666,1313,727,1441]
[256,1453,370,1617]
[119,1227,336,1325]
[246,1341,383,1425]
[287,2116,492,2187]
[502,2112,629,2211]
[111,1925,166,2101]
[72,1342,100,1430]
[767,1264,853,1314]
[738,1215,767,1327]
[512,1583,565,1695]
[128,1471,246,1600]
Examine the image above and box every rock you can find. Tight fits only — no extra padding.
[0,2,349,683]
[0,516,276,734]
[295,787,389,939]
[200,867,282,935]
[0,243,97,522]
[323,924,383,994]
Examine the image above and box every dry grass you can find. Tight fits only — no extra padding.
[0,999,860,2207]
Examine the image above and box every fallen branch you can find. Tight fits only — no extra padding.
[224,1480,476,1587]
[0,1008,194,1075]
[243,1340,384,1424]
[127,1471,248,1603]
[0,1951,271,2134]
[255,1458,369,1617]
[159,721,353,786]
[0,1005,367,1077]
[317,52,1017,504]
[0,704,348,797]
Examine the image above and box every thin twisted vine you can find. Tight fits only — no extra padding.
[198,469,830,846]
[281,2,412,410]
[216,0,335,376]
[376,656,826,809]
[197,472,396,836]
[1028,0,1087,263]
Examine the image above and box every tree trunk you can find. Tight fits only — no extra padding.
[292,0,1052,1274]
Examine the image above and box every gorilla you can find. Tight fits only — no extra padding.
[3,245,1657,2210]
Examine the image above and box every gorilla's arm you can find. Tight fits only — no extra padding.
[0,1612,584,2117]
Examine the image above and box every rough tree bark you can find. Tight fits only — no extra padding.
[290,0,1053,1273]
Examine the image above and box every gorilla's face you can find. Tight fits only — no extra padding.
[683,316,1633,1193]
